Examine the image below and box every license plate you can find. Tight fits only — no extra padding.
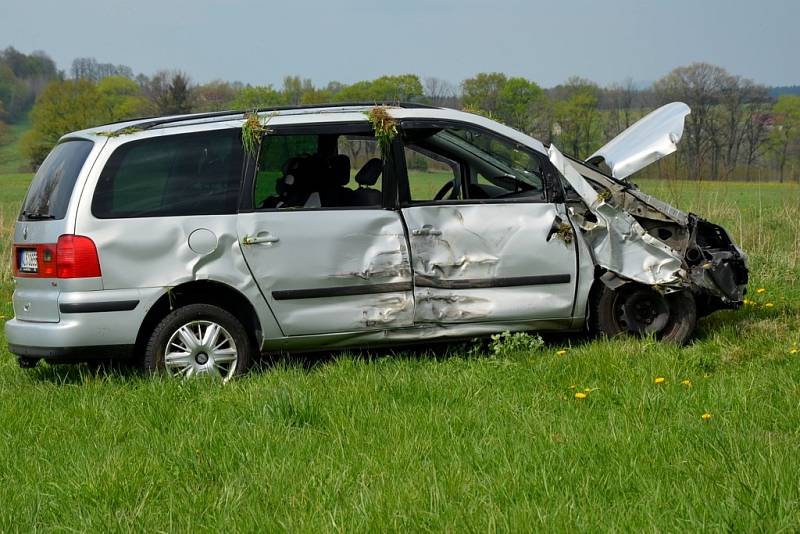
[18,249,38,273]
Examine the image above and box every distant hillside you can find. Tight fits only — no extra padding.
[770,86,800,97]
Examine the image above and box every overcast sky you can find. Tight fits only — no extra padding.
[1,0,798,88]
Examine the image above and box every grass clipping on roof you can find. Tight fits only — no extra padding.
[366,106,397,159]
[241,111,273,159]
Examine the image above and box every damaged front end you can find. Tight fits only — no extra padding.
[548,102,748,316]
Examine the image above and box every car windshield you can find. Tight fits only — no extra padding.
[441,128,543,190]
[20,140,94,221]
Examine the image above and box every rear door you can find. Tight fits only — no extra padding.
[237,124,415,336]
[399,123,578,324]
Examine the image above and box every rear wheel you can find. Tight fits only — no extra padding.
[592,283,696,345]
[143,303,252,381]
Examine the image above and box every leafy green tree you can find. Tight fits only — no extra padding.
[333,75,423,103]
[462,72,507,116]
[96,76,148,120]
[231,85,286,110]
[21,80,104,165]
[553,78,601,158]
[462,73,547,135]
[0,63,30,121]
[497,77,545,132]
[768,95,800,182]
[282,76,316,105]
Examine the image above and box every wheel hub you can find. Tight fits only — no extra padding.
[616,288,670,335]
[163,320,238,381]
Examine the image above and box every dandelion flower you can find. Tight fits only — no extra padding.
[654,377,666,385]
[701,412,713,421]
[556,350,568,356]
[574,392,587,400]
[765,302,774,308]
[789,348,798,355]
[681,379,692,387]
[756,287,766,294]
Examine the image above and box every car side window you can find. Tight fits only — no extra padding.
[404,146,461,203]
[92,130,243,219]
[253,131,384,209]
[401,126,547,204]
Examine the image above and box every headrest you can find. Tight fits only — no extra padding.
[329,154,351,186]
[355,158,383,187]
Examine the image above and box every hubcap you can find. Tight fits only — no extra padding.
[615,288,670,335]
[164,320,238,381]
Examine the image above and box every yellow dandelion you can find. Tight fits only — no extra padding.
[654,377,666,385]
[756,287,766,294]
[701,412,713,421]
[574,392,587,400]
[556,350,568,356]
[764,302,774,308]
[681,379,692,387]
[789,348,798,355]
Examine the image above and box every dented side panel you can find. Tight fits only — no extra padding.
[401,203,578,323]
[237,210,415,336]
[549,145,685,287]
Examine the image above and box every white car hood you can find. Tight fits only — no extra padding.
[587,102,691,180]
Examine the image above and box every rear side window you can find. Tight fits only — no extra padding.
[92,130,243,219]
[20,140,94,221]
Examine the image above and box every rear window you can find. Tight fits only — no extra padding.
[20,139,94,221]
[92,130,243,219]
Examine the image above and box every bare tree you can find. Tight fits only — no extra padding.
[654,63,729,180]
[423,77,458,107]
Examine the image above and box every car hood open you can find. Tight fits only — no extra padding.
[587,102,691,181]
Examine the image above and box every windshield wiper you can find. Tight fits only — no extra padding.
[22,210,55,220]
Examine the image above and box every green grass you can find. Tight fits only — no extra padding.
[0,175,799,531]
[0,119,32,174]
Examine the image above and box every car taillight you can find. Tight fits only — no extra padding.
[13,235,101,279]
[56,235,101,278]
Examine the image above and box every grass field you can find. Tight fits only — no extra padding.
[0,119,32,175]
[0,172,799,531]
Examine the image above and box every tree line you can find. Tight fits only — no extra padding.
[1,47,798,182]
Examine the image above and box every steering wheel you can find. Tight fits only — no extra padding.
[433,181,455,201]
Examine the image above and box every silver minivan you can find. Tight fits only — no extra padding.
[6,102,748,379]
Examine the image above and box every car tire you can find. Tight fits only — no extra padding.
[591,283,696,345]
[143,303,252,381]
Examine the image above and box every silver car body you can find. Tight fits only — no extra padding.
[5,103,746,360]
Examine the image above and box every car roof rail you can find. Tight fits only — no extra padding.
[105,101,441,134]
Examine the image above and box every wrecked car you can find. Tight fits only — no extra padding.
[6,102,747,379]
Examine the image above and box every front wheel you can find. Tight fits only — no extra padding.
[143,303,253,381]
[591,283,696,345]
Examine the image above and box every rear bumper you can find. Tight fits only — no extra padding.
[8,342,134,361]
[5,287,164,360]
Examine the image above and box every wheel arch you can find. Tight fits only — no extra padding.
[135,280,263,358]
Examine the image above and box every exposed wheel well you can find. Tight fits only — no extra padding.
[134,281,262,360]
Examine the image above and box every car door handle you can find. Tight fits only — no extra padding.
[412,225,442,237]
[546,215,564,242]
[242,233,280,245]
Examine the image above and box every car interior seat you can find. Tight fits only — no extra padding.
[319,154,353,207]
[351,158,383,206]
